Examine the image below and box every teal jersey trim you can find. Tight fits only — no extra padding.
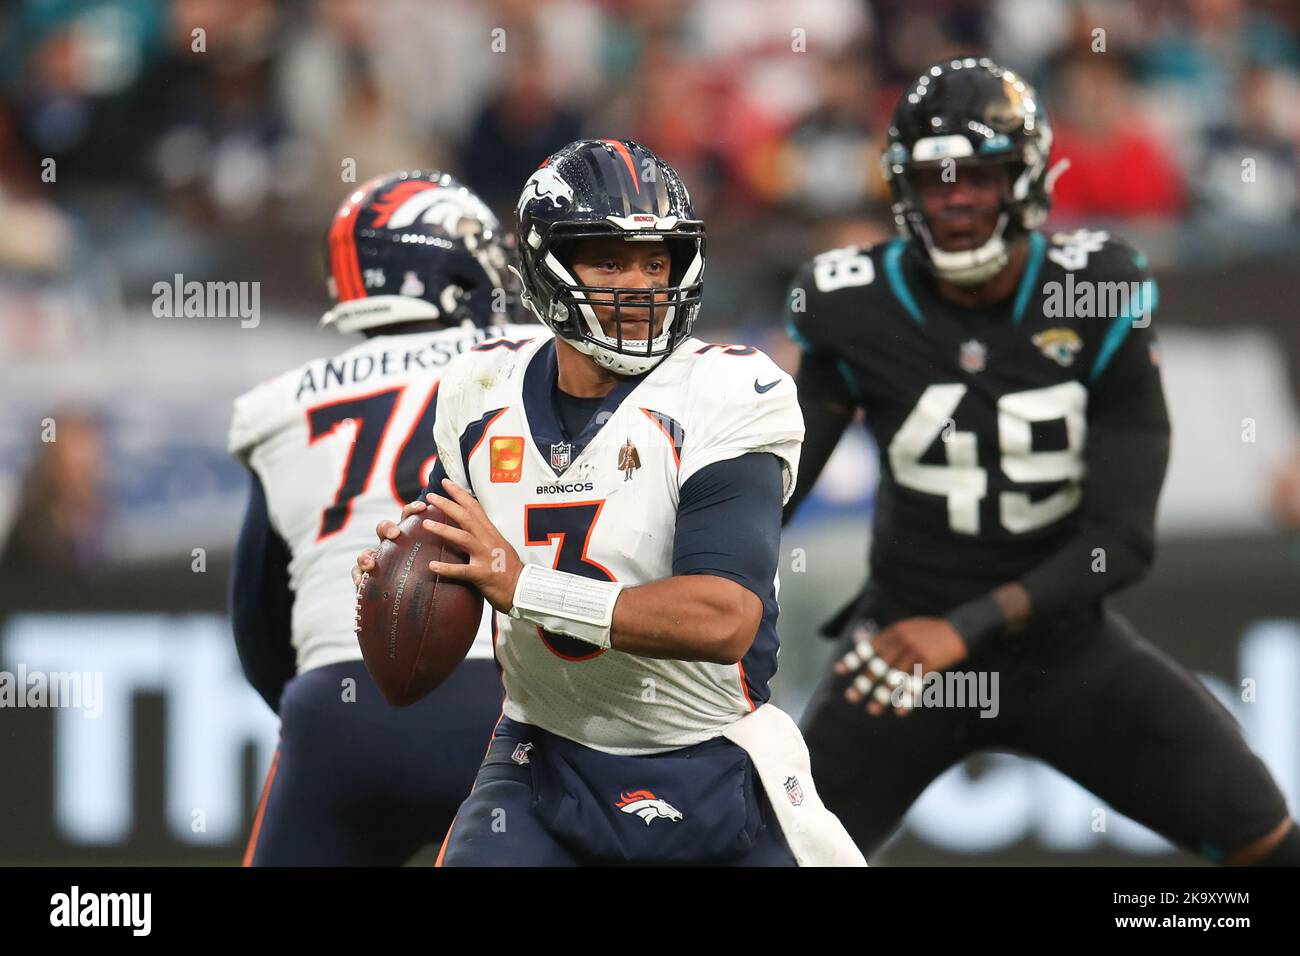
[835,358,864,406]
[786,318,861,406]
[1088,279,1159,383]
[1012,231,1047,326]
[886,233,1046,327]
[883,239,925,325]
[785,318,814,353]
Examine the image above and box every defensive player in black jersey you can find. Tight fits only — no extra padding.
[784,57,1298,865]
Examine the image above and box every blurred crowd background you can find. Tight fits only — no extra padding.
[1,0,1299,864]
[3,0,1300,338]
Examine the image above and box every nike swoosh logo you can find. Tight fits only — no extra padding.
[754,378,781,394]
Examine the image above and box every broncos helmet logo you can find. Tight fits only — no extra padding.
[615,789,684,825]
[370,181,498,239]
[517,164,575,219]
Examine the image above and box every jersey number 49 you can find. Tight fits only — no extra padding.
[888,381,1087,535]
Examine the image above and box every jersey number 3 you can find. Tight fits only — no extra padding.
[888,381,1086,534]
[524,501,614,661]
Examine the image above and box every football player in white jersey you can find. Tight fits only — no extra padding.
[353,141,864,866]
[228,170,541,865]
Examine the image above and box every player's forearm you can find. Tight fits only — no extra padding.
[1021,417,1167,614]
[1020,522,1157,611]
[610,574,761,665]
[948,522,1157,652]
[506,456,780,664]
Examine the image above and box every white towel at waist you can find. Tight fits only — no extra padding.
[722,703,867,867]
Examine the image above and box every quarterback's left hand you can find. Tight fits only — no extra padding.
[421,478,524,615]
[836,617,969,716]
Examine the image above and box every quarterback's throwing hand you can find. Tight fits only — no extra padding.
[421,478,525,614]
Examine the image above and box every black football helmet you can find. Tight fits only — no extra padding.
[514,139,705,376]
[881,57,1063,286]
[321,170,515,334]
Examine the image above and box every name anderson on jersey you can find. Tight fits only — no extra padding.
[294,326,511,400]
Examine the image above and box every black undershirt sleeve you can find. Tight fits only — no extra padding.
[229,471,297,714]
[783,337,857,525]
[1018,328,1170,613]
[673,452,784,600]
[416,457,451,502]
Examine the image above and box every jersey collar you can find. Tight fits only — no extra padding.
[522,338,649,476]
[1010,231,1047,326]
[884,231,1047,327]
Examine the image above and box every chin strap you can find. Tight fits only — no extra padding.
[916,212,1012,287]
[568,332,672,376]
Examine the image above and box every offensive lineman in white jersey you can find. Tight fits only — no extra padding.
[228,171,541,865]
[353,141,864,866]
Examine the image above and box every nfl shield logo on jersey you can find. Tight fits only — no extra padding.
[783,775,804,807]
[550,442,572,470]
[511,742,533,765]
[959,339,987,373]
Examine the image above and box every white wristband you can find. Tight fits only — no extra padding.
[509,564,625,650]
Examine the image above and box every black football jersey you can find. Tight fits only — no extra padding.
[786,229,1169,614]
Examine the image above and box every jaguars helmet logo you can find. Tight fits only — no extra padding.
[1032,328,1083,367]
[985,73,1029,133]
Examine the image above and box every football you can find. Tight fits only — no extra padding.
[354,504,484,706]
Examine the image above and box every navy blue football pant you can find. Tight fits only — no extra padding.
[245,658,502,866]
[437,716,797,866]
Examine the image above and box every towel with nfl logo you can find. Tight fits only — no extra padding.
[722,703,867,866]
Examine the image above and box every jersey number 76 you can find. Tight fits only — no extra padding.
[306,383,440,540]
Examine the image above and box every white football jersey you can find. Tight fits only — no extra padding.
[433,335,804,755]
[229,322,544,674]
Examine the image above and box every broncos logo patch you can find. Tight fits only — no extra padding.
[615,790,683,825]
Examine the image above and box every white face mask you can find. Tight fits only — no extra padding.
[528,295,673,376]
[567,333,671,376]
[916,212,1012,286]
[899,142,1062,288]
